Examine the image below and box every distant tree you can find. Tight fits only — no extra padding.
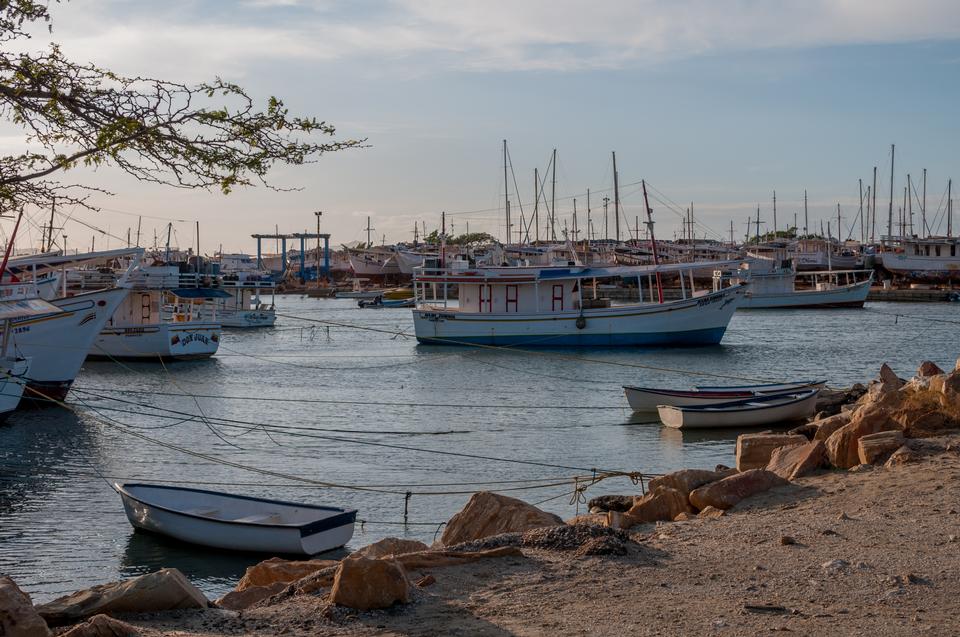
[0,1,363,212]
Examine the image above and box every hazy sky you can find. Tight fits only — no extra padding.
[6,0,960,254]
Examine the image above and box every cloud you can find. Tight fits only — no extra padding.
[21,0,960,80]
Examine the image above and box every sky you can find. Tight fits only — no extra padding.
[5,0,960,254]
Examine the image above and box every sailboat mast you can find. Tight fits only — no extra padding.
[922,168,927,237]
[772,190,777,237]
[949,179,954,238]
[45,197,56,252]
[803,190,809,237]
[908,174,913,236]
[859,179,864,243]
[612,151,621,243]
[641,180,663,303]
[533,168,540,244]
[503,140,510,245]
[366,216,372,247]
[871,166,878,242]
[887,143,895,238]
[550,149,557,241]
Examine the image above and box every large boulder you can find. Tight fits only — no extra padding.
[824,404,901,469]
[60,614,140,637]
[236,557,339,592]
[215,582,286,611]
[329,557,411,610]
[884,445,919,467]
[735,433,808,471]
[648,468,732,496]
[36,569,207,626]
[765,440,826,480]
[348,538,429,560]
[606,486,692,528]
[689,469,789,511]
[918,361,945,378]
[439,492,563,546]
[812,412,852,441]
[586,494,634,513]
[857,430,906,465]
[0,575,51,637]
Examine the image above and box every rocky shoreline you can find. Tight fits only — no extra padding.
[3,360,960,636]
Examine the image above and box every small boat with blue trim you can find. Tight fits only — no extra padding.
[115,483,357,555]
[656,389,820,429]
[623,380,825,412]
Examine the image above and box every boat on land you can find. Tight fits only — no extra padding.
[623,380,826,412]
[656,389,820,429]
[411,261,746,347]
[879,236,960,282]
[115,483,357,555]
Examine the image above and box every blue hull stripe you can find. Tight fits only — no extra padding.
[416,326,727,347]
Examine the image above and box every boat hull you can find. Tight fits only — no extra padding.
[117,484,356,555]
[658,391,819,429]
[90,322,220,360]
[0,357,30,415]
[625,381,824,412]
[879,253,960,282]
[218,309,276,328]
[2,287,129,404]
[413,286,746,347]
[741,280,871,309]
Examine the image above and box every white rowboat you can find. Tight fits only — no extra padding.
[623,380,824,412]
[657,389,820,429]
[116,483,357,555]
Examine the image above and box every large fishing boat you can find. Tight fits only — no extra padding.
[90,265,223,360]
[411,262,746,347]
[732,254,873,309]
[203,275,276,328]
[878,236,960,282]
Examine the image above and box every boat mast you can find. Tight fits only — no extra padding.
[366,216,373,247]
[550,149,557,241]
[165,222,172,262]
[533,168,540,244]
[949,179,954,238]
[756,205,761,244]
[612,151,621,243]
[922,168,927,237]
[602,197,610,241]
[907,173,913,236]
[887,143,895,239]
[772,190,777,237]
[641,180,663,303]
[45,197,56,252]
[871,166,878,243]
[0,210,23,282]
[803,190,808,237]
[135,216,142,248]
[587,188,591,244]
[503,140,510,245]
[858,179,864,244]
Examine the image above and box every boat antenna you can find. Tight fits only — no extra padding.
[641,180,663,304]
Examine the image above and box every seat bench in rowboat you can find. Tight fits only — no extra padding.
[115,483,357,555]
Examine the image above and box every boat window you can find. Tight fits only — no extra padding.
[936,246,941,256]
[552,284,564,311]
[505,285,518,312]
[925,246,930,256]
[952,245,956,257]
[141,294,151,322]
[479,284,493,313]
[915,246,920,255]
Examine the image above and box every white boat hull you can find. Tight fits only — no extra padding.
[879,252,960,282]
[117,484,356,555]
[658,391,819,429]
[348,254,400,277]
[91,322,220,360]
[3,287,128,402]
[742,279,871,309]
[413,285,746,347]
[0,357,30,417]
[624,381,822,412]
[217,308,276,328]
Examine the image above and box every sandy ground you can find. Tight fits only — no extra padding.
[101,434,960,637]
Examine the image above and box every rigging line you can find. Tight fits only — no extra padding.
[66,387,627,473]
[71,385,625,409]
[212,343,447,372]
[863,307,960,326]
[274,312,775,383]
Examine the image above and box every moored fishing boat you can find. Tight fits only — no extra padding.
[657,389,820,429]
[731,250,873,309]
[115,483,357,555]
[623,380,825,412]
[204,275,276,328]
[412,262,746,347]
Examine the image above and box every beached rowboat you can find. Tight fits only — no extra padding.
[623,380,824,412]
[116,483,357,555]
[656,389,820,430]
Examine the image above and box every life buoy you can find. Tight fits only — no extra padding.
[575,315,587,329]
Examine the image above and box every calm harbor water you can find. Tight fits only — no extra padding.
[0,296,956,602]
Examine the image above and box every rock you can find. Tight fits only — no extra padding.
[674,512,693,521]
[812,412,852,441]
[36,569,207,626]
[715,464,733,473]
[697,506,725,519]
[329,557,411,610]
[61,615,140,637]
[586,494,634,513]
[689,469,789,511]
[918,361,945,377]
[857,430,906,465]
[415,575,436,588]
[566,513,608,526]
[215,582,286,611]
[821,559,849,574]
[824,404,901,469]
[765,440,826,480]
[736,433,808,471]
[788,421,820,440]
[348,538,429,560]
[0,575,51,637]
[236,557,339,592]
[779,535,796,546]
[878,363,904,393]
[393,546,522,570]
[623,486,692,524]
[884,445,919,467]
[648,468,732,497]
[573,535,628,557]
[440,492,563,546]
